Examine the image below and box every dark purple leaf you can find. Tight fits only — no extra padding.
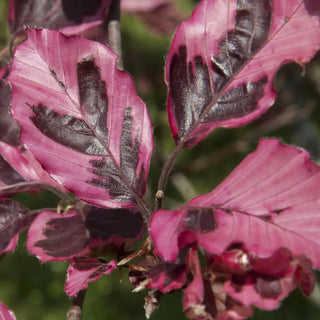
[9,29,153,208]
[304,0,320,16]
[128,248,188,295]
[0,198,38,254]
[62,0,105,23]
[0,302,16,320]
[9,0,111,36]
[27,205,144,262]
[0,152,24,187]
[84,205,145,246]
[0,79,20,147]
[65,257,117,297]
[0,76,24,185]
[166,0,320,147]
[148,259,188,293]
[139,246,192,293]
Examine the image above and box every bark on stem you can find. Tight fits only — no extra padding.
[0,181,74,202]
[107,0,123,70]
[106,0,151,223]
[155,143,184,211]
[66,290,86,320]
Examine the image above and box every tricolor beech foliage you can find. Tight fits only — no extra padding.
[0,0,320,319]
[0,302,16,320]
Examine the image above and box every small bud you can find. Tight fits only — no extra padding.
[155,190,164,200]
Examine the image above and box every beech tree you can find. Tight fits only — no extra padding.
[0,0,320,319]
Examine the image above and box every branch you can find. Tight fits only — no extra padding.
[154,100,316,211]
[155,143,184,211]
[0,35,26,64]
[0,181,74,202]
[184,102,316,172]
[66,290,86,320]
[107,0,123,70]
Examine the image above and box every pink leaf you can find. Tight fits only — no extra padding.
[295,255,315,296]
[148,259,188,293]
[0,143,61,187]
[0,198,37,254]
[183,249,204,315]
[0,69,6,79]
[186,275,253,320]
[179,248,255,319]
[128,247,189,294]
[65,257,117,297]
[9,0,111,36]
[0,78,20,147]
[223,263,297,310]
[182,248,314,315]
[0,77,24,185]
[150,139,320,268]
[0,146,25,187]
[27,210,91,262]
[214,249,313,310]
[0,302,16,320]
[27,205,145,262]
[166,0,320,147]
[0,74,61,187]
[9,29,153,208]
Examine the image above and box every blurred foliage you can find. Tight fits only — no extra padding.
[0,0,8,48]
[1,0,320,319]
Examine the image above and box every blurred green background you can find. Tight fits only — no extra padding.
[1,0,320,319]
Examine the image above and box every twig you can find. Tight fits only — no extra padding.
[66,290,86,320]
[0,181,74,202]
[107,0,123,69]
[154,101,315,211]
[0,35,26,64]
[184,102,315,172]
[155,143,184,211]
[105,0,152,222]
